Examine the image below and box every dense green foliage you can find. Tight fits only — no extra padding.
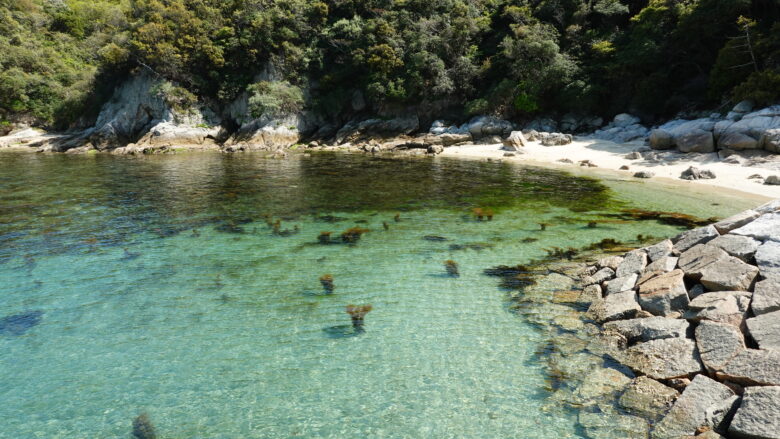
[1,0,779,129]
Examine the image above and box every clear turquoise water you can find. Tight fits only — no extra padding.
[0,152,754,438]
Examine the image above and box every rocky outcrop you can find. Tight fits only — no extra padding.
[591,113,649,143]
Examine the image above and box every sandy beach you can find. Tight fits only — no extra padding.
[441,137,780,201]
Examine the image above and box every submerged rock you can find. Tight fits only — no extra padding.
[619,376,679,420]
[132,413,157,439]
[0,310,43,336]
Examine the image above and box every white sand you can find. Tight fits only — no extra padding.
[441,138,780,202]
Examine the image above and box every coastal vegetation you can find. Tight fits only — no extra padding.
[1,0,779,130]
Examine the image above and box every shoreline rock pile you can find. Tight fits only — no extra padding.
[579,199,780,439]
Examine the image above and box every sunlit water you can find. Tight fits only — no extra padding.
[0,152,755,438]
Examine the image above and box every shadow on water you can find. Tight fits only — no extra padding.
[0,310,44,336]
[322,325,365,339]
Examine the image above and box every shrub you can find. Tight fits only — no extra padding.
[732,70,780,106]
[247,81,304,118]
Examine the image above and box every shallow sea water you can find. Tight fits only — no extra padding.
[0,153,755,438]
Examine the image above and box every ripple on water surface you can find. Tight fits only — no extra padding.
[0,153,754,438]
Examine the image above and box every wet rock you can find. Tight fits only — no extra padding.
[587,290,641,323]
[680,166,717,180]
[695,321,745,373]
[674,226,720,253]
[709,235,761,262]
[755,240,780,281]
[617,250,649,278]
[637,269,690,316]
[645,240,673,262]
[580,284,603,304]
[729,386,780,439]
[605,274,639,295]
[713,210,761,234]
[752,280,780,316]
[731,213,780,242]
[746,310,780,351]
[677,130,715,153]
[651,375,736,439]
[644,257,679,274]
[571,366,635,405]
[686,291,752,327]
[578,409,649,439]
[619,376,680,420]
[604,317,689,345]
[719,349,780,386]
[624,338,702,380]
[634,171,655,179]
[132,413,157,439]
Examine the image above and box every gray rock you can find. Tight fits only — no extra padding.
[719,131,759,150]
[709,234,761,262]
[680,166,717,180]
[644,256,679,274]
[645,239,673,262]
[689,284,707,299]
[604,317,689,344]
[540,132,573,146]
[599,256,625,271]
[718,349,780,386]
[626,151,643,160]
[731,213,780,242]
[649,129,675,150]
[746,310,780,351]
[637,269,690,316]
[733,100,755,113]
[571,366,635,405]
[633,171,655,179]
[619,376,679,420]
[695,321,745,373]
[713,209,762,234]
[752,280,780,316]
[674,226,720,253]
[587,290,641,323]
[427,144,444,154]
[678,244,730,280]
[617,250,649,278]
[677,130,715,153]
[698,255,759,292]
[686,291,752,327]
[755,199,780,214]
[614,113,641,128]
[761,129,780,153]
[651,375,736,439]
[605,274,639,295]
[584,267,616,286]
[581,284,603,303]
[502,131,527,150]
[624,338,702,380]
[755,240,780,281]
[729,386,780,439]
[766,175,780,185]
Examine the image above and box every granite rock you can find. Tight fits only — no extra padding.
[674,226,720,253]
[718,349,780,386]
[755,240,780,281]
[637,269,690,316]
[751,280,780,316]
[732,213,780,242]
[713,210,761,234]
[616,250,649,278]
[651,375,735,439]
[709,234,761,262]
[624,338,702,380]
[729,386,780,439]
[746,310,780,351]
[619,376,679,420]
[695,320,745,373]
[604,317,689,345]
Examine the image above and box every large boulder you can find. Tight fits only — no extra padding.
[467,115,513,139]
[644,256,679,274]
[335,115,419,144]
[698,255,759,292]
[760,128,780,152]
[718,131,759,150]
[716,105,780,144]
[624,338,703,380]
[755,240,780,281]
[686,291,752,327]
[677,129,715,153]
[651,375,737,439]
[604,317,689,345]
[649,129,675,150]
[678,244,730,280]
[729,386,780,439]
[746,310,780,351]
[502,131,527,150]
[637,269,690,316]
[695,320,745,373]
[605,274,639,295]
[708,234,761,262]
[680,166,716,180]
[752,280,780,316]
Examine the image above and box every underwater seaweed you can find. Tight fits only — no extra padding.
[346,304,373,331]
[444,260,460,277]
[319,274,334,294]
[132,413,156,439]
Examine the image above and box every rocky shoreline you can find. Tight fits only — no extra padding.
[521,199,780,439]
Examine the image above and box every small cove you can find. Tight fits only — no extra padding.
[0,152,758,438]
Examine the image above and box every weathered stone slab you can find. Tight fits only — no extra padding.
[624,338,702,380]
[731,212,780,242]
[718,349,780,386]
[604,317,689,345]
[755,240,780,281]
[674,225,720,253]
[587,290,641,323]
[729,386,780,439]
[752,280,780,316]
[644,256,678,274]
[709,234,761,262]
[598,256,624,271]
[678,244,729,280]
[584,267,616,286]
[695,320,745,373]
[645,239,673,262]
[605,274,639,295]
[616,250,649,278]
[686,291,751,327]
[637,269,690,316]
[713,209,761,234]
[746,310,780,351]
[651,375,736,439]
[619,376,679,420]
[698,256,759,291]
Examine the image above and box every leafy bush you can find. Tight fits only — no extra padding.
[247,81,304,118]
[732,70,780,106]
